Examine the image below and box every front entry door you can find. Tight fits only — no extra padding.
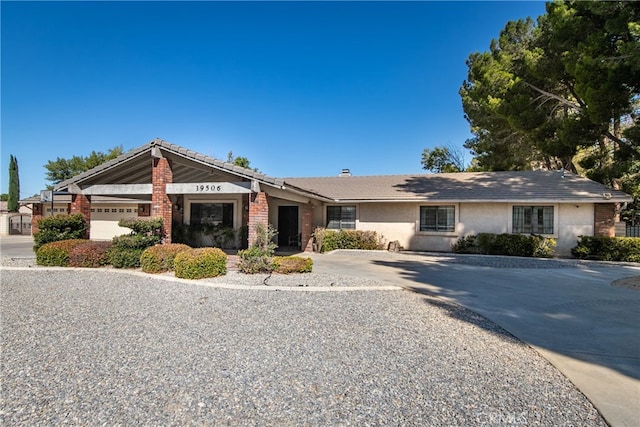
[278,206,299,247]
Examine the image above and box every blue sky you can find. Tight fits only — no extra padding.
[1,1,546,198]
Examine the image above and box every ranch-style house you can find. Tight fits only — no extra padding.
[29,139,632,257]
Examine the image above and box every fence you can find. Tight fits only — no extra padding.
[9,214,31,235]
[625,224,640,237]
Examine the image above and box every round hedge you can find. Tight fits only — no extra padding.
[174,247,227,280]
[36,239,90,267]
[68,241,113,268]
[140,243,192,274]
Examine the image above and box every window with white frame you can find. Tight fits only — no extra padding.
[420,205,455,232]
[326,206,356,229]
[190,203,234,227]
[512,206,554,234]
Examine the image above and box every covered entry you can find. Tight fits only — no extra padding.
[278,206,299,248]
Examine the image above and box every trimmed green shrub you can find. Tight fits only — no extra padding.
[172,222,239,249]
[36,239,89,266]
[174,248,227,279]
[451,235,477,254]
[140,243,192,273]
[108,218,164,269]
[238,246,276,274]
[273,256,313,274]
[118,217,164,237]
[572,236,640,262]
[108,247,145,269]
[68,241,112,267]
[33,213,88,250]
[452,233,556,258]
[319,229,381,252]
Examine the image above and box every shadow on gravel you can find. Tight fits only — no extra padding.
[418,294,523,345]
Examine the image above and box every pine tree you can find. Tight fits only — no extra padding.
[8,155,20,212]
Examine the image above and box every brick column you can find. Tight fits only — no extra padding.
[301,203,313,252]
[70,193,91,239]
[31,203,43,236]
[152,158,173,243]
[248,192,269,247]
[594,203,616,237]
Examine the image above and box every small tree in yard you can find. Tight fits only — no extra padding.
[238,223,278,274]
[8,155,20,212]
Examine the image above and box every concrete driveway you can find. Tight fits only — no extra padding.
[0,235,35,258]
[308,250,640,427]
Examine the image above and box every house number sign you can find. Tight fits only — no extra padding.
[166,182,252,194]
[195,184,222,192]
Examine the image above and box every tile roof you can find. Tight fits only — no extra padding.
[284,171,632,203]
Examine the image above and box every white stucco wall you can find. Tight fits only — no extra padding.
[557,203,594,255]
[0,214,9,235]
[350,201,592,256]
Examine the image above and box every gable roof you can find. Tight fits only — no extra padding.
[54,138,288,191]
[284,171,632,203]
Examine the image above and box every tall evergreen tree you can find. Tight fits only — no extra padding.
[460,1,640,220]
[8,155,20,212]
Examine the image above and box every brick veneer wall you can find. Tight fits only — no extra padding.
[152,157,173,243]
[31,203,43,236]
[70,193,91,239]
[248,192,269,246]
[594,203,616,237]
[301,203,313,252]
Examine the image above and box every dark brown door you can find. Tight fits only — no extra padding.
[278,206,299,247]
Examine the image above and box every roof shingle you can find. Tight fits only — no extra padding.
[284,171,632,203]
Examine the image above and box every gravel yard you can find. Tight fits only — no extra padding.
[0,264,606,426]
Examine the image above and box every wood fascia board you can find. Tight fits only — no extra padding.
[81,184,153,195]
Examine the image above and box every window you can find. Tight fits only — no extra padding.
[326,206,356,229]
[420,206,455,232]
[119,208,125,213]
[512,206,554,234]
[190,203,233,227]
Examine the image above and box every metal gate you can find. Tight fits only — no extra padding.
[9,214,31,235]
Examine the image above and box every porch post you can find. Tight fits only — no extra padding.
[70,193,91,239]
[152,157,173,243]
[301,203,313,252]
[248,192,269,247]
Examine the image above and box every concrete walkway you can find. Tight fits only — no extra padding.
[307,250,640,427]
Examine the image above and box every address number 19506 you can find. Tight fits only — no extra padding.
[195,184,222,192]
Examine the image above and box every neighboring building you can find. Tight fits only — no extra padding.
[0,200,33,236]
[35,139,632,256]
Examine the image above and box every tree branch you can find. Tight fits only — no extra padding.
[523,81,583,112]
[605,129,632,148]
